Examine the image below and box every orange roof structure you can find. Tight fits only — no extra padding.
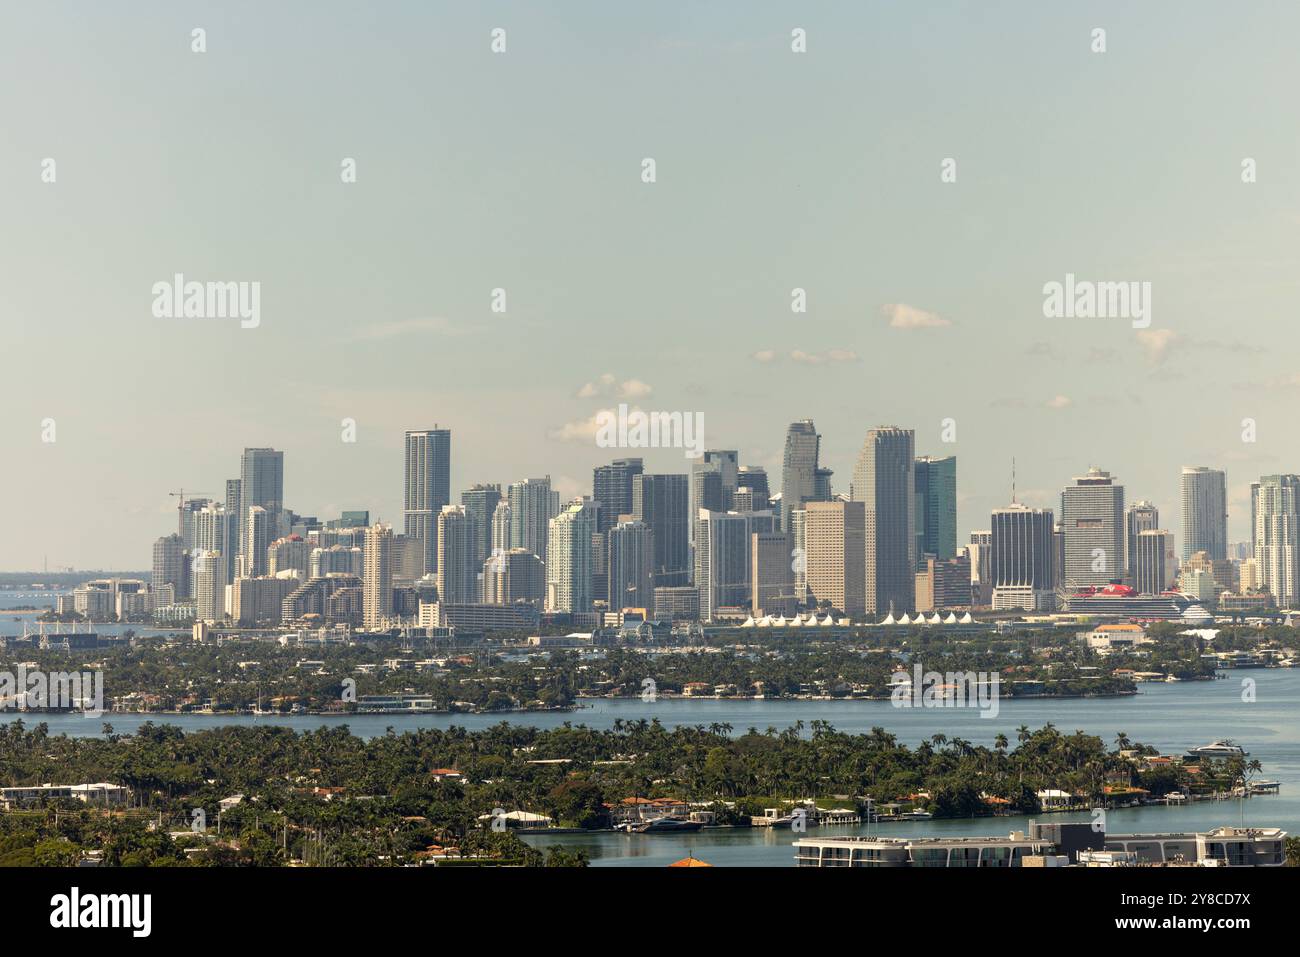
[668,853,713,868]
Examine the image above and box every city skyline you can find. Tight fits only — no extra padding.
[8,2,1300,570]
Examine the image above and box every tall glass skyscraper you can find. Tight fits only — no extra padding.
[913,455,957,564]
[592,458,643,534]
[404,429,451,575]
[1180,466,1227,561]
[632,473,690,587]
[780,420,820,534]
[851,427,915,615]
[1060,467,1125,588]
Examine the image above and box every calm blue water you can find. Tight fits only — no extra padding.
[4,615,1295,865]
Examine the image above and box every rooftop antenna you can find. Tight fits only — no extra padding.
[1011,458,1017,505]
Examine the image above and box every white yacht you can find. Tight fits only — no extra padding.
[1187,740,1249,758]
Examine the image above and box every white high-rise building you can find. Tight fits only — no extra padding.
[436,506,473,606]
[193,549,227,622]
[1181,467,1227,561]
[510,477,559,563]
[1255,475,1300,606]
[546,499,596,613]
[363,523,394,628]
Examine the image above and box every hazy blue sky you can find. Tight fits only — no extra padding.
[3,1,1297,569]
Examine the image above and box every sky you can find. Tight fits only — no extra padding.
[2,1,1298,570]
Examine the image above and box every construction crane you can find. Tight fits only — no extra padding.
[168,489,212,536]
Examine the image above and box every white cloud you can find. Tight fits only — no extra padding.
[752,350,777,363]
[577,373,653,400]
[1046,395,1072,409]
[883,303,951,329]
[1135,328,1179,364]
[756,349,858,365]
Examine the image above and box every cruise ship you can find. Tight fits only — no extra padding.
[793,821,1286,867]
[1061,584,1212,623]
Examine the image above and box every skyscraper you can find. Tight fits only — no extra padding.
[193,549,226,622]
[1125,501,1160,581]
[689,461,725,547]
[780,420,820,534]
[404,429,451,575]
[694,508,775,621]
[1134,529,1174,595]
[460,484,501,577]
[152,534,185,597]
[607,519,655,611]
[736,466,770,510]
[1255,474,1300,606]
[244,506,271,577]
[238,448,283,557]
[592,458,643,534]
[436,506,472,606]
[751,530,794,617]
[913,455,957,563]
[482,548,546,606]
[363,523,394,628]
[804,500,866,617]
[546,499,597,613]
[490,500,511,555]
[1181,467,1227,561]
[851,427,915,615]
[509,477,558,562]
[990,504,1056,610]
[632,473,690,587]
[1060,467,1125,588]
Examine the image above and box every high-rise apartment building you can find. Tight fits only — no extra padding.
[403,429,451,575]
[1181,467,1227,561]
[363,523,394,628]
[546,499,597,613]
[632,473,690,587]
[592,458,643,534]
[694,509,775,621]
[461,484,501,577]
[607,519,655,611]
[436,506,473,606]
[509,477,559,563]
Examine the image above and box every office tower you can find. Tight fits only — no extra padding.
[751,530,794,617]
[244,506,271,577]
[990,504,1056,610]
[152,533,185,596]
[852,427,915,615]
[239,448,284,554]
[391,534,426,582]
[780,420,820,533]
[694,509,776,621]
[490,499,511,556]
[404,429,451,575]
[1134,529,1174,595]
[1125,501,1160,581]
[592,457,644,534]
[632,473,690,587]
[913,455,957,563]
[804,500,866,617]
[915,553,972,612]
[482,548,546,605]
[546,499,597,613]
[968,530,993,607]
[607,520,655,610]
[1181,467,1227,561]
[363,523,394,628]
[1060,467,1125,588]
[461,484,502,576]
[737,466,771,510]
[814,468,834,502]
[509,476,558,562]
[434,506,473,605]
[704,450,739,504]
[194,550,226,622]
